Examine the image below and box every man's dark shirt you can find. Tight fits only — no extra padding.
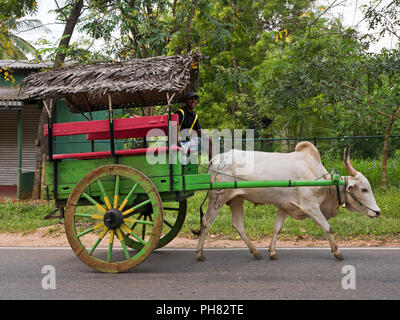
[175,106,201,135]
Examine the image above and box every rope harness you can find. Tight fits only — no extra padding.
[334,175,380,214]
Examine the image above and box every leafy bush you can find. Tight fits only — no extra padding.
[322,155,400,189]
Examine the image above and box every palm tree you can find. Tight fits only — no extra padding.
[0,18,47,59]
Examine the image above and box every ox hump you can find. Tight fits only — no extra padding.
[294,141,321,162]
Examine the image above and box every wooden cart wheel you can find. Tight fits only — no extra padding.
[64,164,163,273]
[123,199,187,250]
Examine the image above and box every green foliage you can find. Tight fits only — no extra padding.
[0,0,37,20]
[12,0,400,161]
[254,15,363,137]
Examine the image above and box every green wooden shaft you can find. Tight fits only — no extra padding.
[188,179,344,191]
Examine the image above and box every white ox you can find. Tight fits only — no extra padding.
[196,141,380,261]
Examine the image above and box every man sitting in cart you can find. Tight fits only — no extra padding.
[175,91,212,163]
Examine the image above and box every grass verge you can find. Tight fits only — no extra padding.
[0,200,58,234]
[1,188,399,242]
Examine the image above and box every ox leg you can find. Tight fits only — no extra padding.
[196,194,221,261]
[269,210,286,260]
[301,205,343,260]
[229,197,261,259]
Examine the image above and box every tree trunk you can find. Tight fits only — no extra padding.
[53,0,84,68]
[31,111,48,199]
[381,105,400,189]
[185,0,198,52]
[31,0,84,199]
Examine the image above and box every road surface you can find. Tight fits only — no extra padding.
[1,247,399,301]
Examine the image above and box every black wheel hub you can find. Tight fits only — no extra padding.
[103,209,123,229]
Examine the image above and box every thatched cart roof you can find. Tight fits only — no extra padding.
[18,51,205,113]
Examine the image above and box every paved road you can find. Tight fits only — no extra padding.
[1,247,399,300]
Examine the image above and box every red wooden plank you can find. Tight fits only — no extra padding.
[44,119,108,137]
[86,114,178,140]
[44,114,178,139]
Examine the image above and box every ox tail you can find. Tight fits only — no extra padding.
[191,192,208,236]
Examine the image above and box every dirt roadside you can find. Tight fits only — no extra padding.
[1,225,400,248]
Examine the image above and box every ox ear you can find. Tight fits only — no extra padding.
[344,147,357,177]
[346,183,353,193]
[346,178,355,193]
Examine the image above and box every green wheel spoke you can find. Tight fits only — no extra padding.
[74,213,94,218]
[163,220,173,229]
[163,207,179,211]
[136,219,153,226]
[82,192,107,213]
[88,227,108,255]
[122,224,147,246]
[119,183,139,211]
[77,227,94,238]
[108,229,114,262]
[123,218,153,226]
[97,179,111,209]
[121,241,130,260]
[122,199,151,216]
[130,213,142,229]
[74,213,104,219]
[114,175,120,208]
[131,230,147,246]
[89,238,102,255]
[141,216,147,239]
[116,228,130,259]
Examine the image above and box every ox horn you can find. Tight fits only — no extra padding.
[343,147,357,176]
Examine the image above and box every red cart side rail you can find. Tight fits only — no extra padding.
[44,114,178,139]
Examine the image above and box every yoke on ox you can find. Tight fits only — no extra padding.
[196,141,380,261]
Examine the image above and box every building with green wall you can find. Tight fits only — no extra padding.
[0,60,113,199]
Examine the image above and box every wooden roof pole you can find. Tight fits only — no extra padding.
[167,92,177,193]
[108,93,115,157]
[42,98,54,119]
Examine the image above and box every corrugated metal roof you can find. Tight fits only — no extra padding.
[0,60,48,108]
[0,87,24,107]
[0,60,52,70]
[0,87,19,99]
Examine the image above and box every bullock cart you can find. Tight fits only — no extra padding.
[19,53,345,273]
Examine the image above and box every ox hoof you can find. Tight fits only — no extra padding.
[334,252,344,260]
[269,254,279,260]
[197,254,206,262]
[252,251,262,259]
